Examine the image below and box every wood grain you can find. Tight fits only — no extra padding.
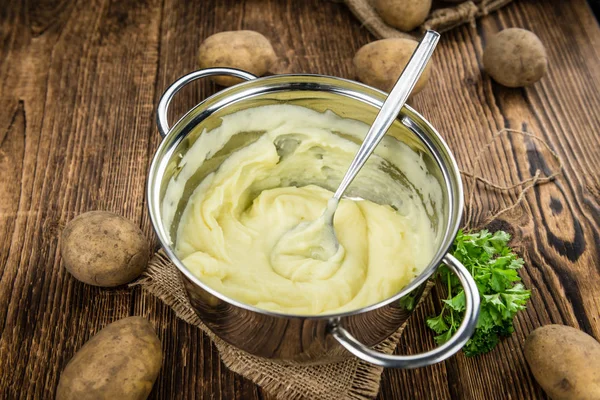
[0,0,598,399]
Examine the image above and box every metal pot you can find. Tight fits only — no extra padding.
[147,68,480,368]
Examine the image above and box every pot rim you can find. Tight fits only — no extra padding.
[147,72,464,320]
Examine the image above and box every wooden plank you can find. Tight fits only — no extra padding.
[0,0,163,397]
[0,0,598,399]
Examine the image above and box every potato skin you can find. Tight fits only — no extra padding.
[483,28,547,88]
[373,0,432,32]
[60,211,149,287]
[56,317,162,400]
[198,30,277,87]
[353,38,432,94]
[524,325,600,400]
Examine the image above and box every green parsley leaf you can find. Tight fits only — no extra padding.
[434,328,456,345]
[490,267,520,292]
[426,229,531,357]
[426,314,449,334]
[442,291,466,312]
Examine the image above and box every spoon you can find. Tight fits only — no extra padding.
[276,30,440,261]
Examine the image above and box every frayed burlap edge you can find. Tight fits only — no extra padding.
[132,251,434,400]
[344,0,514,39]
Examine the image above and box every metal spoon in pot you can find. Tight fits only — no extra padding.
[275,30,440,261]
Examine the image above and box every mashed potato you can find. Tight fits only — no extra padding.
[164,105,442,315]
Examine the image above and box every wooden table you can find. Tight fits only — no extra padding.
[1,0,599,398]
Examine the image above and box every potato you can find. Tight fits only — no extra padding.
[60,211,149,287]
[373,0,432,32]
[483,28,548,88]
[198,30,277,87]
[57,317,162,400]
[524,324,600,400]
[353,38,432,94]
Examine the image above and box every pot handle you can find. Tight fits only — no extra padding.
[156,68,258,137]
[330,253,480,369]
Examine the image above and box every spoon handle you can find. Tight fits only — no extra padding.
[333,30,440,200]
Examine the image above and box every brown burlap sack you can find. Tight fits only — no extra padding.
[134,250,434,400]
[344,0,514,39]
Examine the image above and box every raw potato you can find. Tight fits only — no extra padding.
[353,38,432,94]
[198,30,277,87]
[373,0,432,32]
[524,324,600,400]
[61,211,149,287]
[483,28,548,87]
[57,317,162,400]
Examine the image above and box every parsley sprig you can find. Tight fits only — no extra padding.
[426,229,531,357]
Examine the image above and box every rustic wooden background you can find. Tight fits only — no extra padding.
[1,0,599,398]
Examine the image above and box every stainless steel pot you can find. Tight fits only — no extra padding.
[147,68,480,368]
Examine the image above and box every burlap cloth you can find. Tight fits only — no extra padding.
[134,250,434,399]
[345,0,514,39]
